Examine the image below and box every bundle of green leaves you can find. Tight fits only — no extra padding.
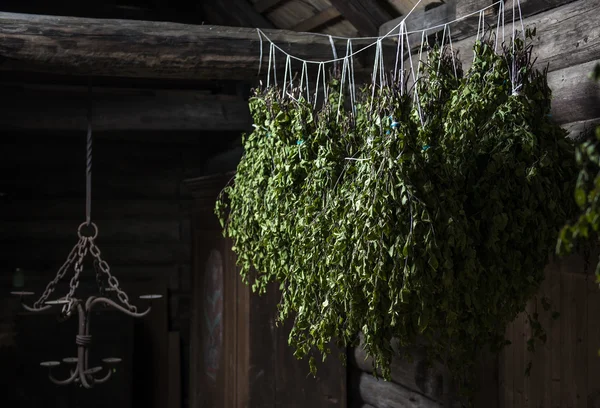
[216,32,576,397]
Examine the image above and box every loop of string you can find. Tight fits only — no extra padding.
[85,85,92,226]
[255,0,502,66]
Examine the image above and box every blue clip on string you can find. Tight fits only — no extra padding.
[422,145,431,151]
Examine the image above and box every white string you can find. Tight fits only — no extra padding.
[517,0,525,41]
[267,42,274,88]
[257,29,263,75]
[371,39,381,105]
[314,62,323,108]
[282,54,291,98]
[255,0,502,67]
[400,26,405,95]
[477,10,483,41]
[329,35,339,74]
[404,29,423,127]
[494,0,503,51]
[436,24,447,75]
[337,55,348,121]
[415,30,426,106]
[447,25,457,78]
[393,21,404,84]
[347,39,357,115]
[379,39,385,88]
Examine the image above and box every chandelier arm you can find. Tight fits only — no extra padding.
[48,369,79,386]
[76,303,94,389]
[21,303,53,313]
[89,297,151,318]
[91,368,113,384]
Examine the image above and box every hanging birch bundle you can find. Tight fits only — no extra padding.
[215,31,577,397]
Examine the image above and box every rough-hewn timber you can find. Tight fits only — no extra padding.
[0,12,387,81]
[0,85,252,131]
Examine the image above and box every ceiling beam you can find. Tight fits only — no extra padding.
[329,0,393,36]
[0,12,390,81]
[292,6,342,32]
[254,0,288,14]
[0,85,252,131]
[202,0,274,28]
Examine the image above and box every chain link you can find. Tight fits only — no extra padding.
[33,238,86,309]
[93,259,105,297]
[89,240,137,313]
[62,241,88,316]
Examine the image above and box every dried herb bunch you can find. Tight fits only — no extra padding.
[216,31,576,400]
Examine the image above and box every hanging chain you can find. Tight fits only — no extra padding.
[33,238,86,309]
[89,239,137,313]
[32,85,139,315]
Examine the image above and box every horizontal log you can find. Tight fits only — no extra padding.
[563,117,600,141]
[350,345,444,402]
[0,199,191,221]
[0,219,182,243]
[354,371,442,408]
[0,168,183,199]
[0,86,252,131]
[0,12,386,81]
[0,239,189,266]
[446,0,600,74]
[548,60,600,125]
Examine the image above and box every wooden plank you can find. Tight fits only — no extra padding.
[0,199,189,221]
[0,171,181,199]
[574,271,588,408]
[168,332,182,408]
[292,7,342,33]
[0,12,389,81]
[350,344,444,402]
[546,61,600,125]
[560,258,576,408]
[0,219,182,243]
[448,0,600,74]
[329,0,393,36]
[356,371,441,408]
[379,1,454,38]
[201,0,274,29]
[0,86,252,132]
[514,312,525,408]
[551,256,562,408]
[254,0,287,13]
[563,117,600,141]
[587,270,600,408]
[0,239,186,266]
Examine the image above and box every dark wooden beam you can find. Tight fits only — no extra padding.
[0,85,252,131]
[0,12,386,81]
[254,0,287,13]
[202,0,275,28]
[292,6,342,32]
[329,0,393,36]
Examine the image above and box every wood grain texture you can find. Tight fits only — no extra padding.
[329,0,393,36]
[355,371,442,408]
[292,7,342,32]
[0,86,252,131]
[0,12,387,81]
[350,344,444,403]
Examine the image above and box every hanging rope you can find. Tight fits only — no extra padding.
[86,85,93,226]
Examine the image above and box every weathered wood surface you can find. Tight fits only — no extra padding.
[350,345,444,402]
[353,370,441,408]
[547,60,600,125]
[563,117,600,141]
[292,7,342,32]
[498,253,600,408]
[0,86,252,131]
[444,0,600,74]
[329,0,393,36]
[0,12,387,81]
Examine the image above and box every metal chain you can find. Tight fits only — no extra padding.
[93,259,105,297]
[89,239,137,313]
[62,239,88,316]
[33,238,86,309]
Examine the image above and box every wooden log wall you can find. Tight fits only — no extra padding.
[0,130,235,408]
[350,0,600,407]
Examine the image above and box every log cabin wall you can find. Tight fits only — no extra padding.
[0,128,241,408]
[349,0,600,407]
